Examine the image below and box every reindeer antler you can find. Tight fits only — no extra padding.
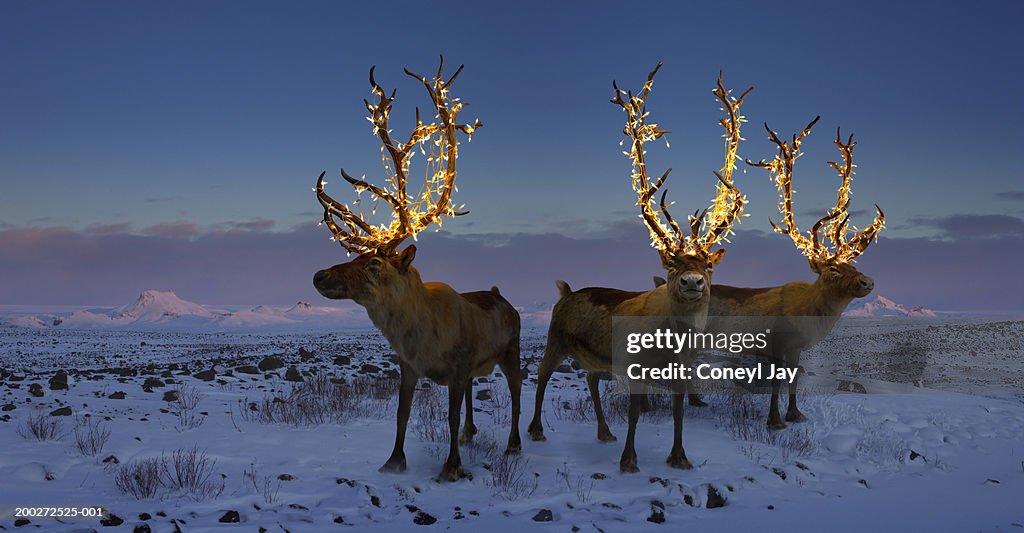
[611,65,748,263]
[749,120,885,263]
[315,55,482,255]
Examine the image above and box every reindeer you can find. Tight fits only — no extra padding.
[700,118,886,428]
[311,57,521,482]
[527,65,748,473]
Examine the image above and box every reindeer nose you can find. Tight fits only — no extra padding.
[858,277,874,291]
[681,274,705,291]
[313,270,331,289]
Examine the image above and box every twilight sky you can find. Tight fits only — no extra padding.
[1,1,1022,310]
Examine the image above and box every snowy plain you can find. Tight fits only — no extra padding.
[0,316,1022,532]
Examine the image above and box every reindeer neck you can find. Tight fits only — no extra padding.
[362,270,434,347]
[807,276,855,317]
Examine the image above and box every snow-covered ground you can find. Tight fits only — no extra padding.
[1,319,1023,531]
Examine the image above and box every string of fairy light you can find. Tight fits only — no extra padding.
[315,56,482,256]
[750,119,886,263]
[611,63,748,261]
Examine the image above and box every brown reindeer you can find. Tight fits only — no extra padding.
[527,65,748,473]
[311,57,521,482]
[703,118,885,428]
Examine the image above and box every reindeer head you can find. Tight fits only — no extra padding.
[750,119,885,301]
[611,65,749,306]
[312,56,480,305]
[314,246,419,305]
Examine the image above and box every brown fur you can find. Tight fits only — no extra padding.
[706,259,874,428]
[313,245,522,481]
[529,253,722,472]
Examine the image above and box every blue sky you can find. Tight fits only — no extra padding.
[1,1,1022,308]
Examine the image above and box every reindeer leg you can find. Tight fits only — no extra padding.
[439,376,467,482]
[587,371,616,442]
[767,375,786,430]
[667,392,692,469]
[785,352,806,422]
[619,393,642,473]
[500,341,522,454]
[460,378,477,444]
[528,340,562,442]
[380,360,417,473]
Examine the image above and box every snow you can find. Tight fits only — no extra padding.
[2,291,371,332]
[0,318,1022,531]
[844,295,939,318]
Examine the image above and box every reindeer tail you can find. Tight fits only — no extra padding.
[555,280,572,300]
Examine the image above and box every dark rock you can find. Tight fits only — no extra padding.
[288,504,308,511]
[162,391,179,402]
[134,525,152,533]
[413,511,436,525]
[333,516,345,524]
[837,379,867,394]
[284,366,303,382]
[333,355,351,366]
[360,363,381,374]
[14,518,30,527]
[1,403,15,411]
[258,356,285,371]
[475,389,492,401]
[49,371,69,390]
[29,383,44,397]
[555,364,573,374]
[50,406,72,416]
[100,514,124,526]
[194,369,215,381]
[142,378,164,389]
[532,509,553,522]
[218,510,240,523]
[138,513,151,520]
[103,455,119,464]
[298,347,315,360]
[235,365,260,375]
[278,474,294,481]
[706,486,727,509]
[109,391,126,400]
[647,508,666,524]
[590,472,606,480]
[370,495,381,507]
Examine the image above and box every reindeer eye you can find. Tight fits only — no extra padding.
[829,266,840,274]
[366,258,383,270]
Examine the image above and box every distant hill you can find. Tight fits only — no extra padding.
[844,295,938,317]
[7,290,369,331]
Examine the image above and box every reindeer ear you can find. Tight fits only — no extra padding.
[396,245,417,272]
[707,249,727,267]
[652,276,667,288]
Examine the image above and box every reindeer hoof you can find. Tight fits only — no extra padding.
[666,451,693,470]
[785,410,807,423]
[597,430,618,443]
[379,456,407,473]
[528,422,546,441]
[619,455,639,473]
[437,463,467,482]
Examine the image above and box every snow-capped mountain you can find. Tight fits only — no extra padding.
[844,295,937,317]
[114,290,217,321]
[13,290,369,331]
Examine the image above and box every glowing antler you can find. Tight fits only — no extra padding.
[749,119,885,263]
[611,65,748,262]
[315,55,482,255]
